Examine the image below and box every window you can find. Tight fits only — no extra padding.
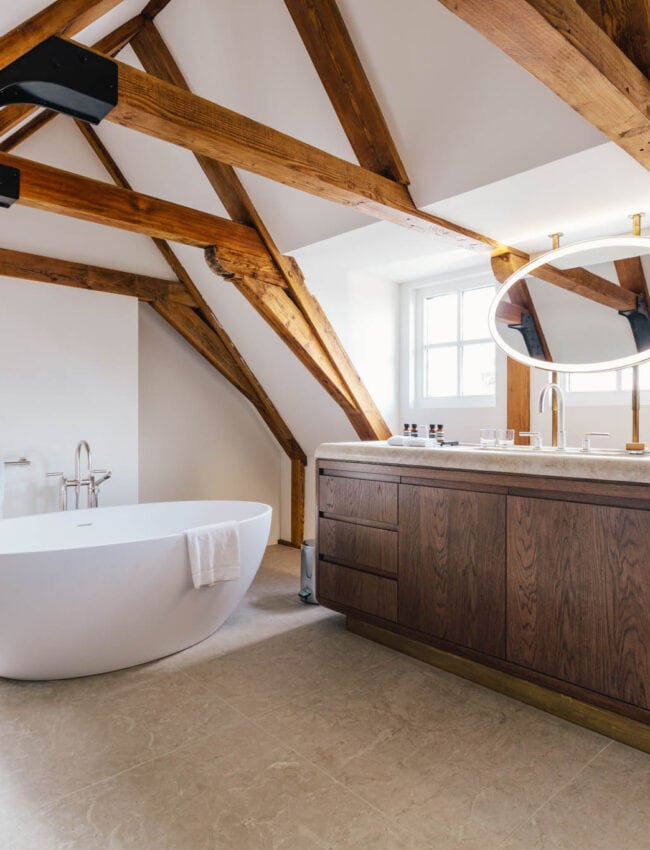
[567,361,650,400]
[414,282,496,406]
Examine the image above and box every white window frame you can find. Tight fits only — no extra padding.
[402,269,502,411]
[563,365,650,407]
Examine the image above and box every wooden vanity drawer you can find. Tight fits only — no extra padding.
[318,561,397,621]
[319,517,398,577]
[318,474,398,525]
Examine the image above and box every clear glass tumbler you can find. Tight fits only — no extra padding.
[479,428,497,447]
[497,428,515,447]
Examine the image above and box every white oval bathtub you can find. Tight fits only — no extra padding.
[0,500,272,680]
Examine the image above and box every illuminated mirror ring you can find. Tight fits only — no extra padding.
[488,235,650,373]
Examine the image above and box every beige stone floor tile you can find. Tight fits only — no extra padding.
[2,720,417,850]
[173,612,396,719]
[0,665,241,824]
[504,741,650,849]
[256,655,608,847]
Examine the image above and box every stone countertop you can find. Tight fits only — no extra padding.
[315,441,650,485]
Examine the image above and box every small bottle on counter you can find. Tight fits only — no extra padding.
[436,424,445,443]
[428,424,436,440]
[410,423,418,438]
[403,423,410,437]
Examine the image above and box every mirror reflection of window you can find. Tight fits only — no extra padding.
[422,284,495,401]
[568,361,650,394]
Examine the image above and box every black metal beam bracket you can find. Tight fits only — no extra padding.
[0,164,20,208]
[0,36,117,124]
[508,311,547,360]
[619,295,650,353]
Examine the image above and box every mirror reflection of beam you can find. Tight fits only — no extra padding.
[492,258,552,361]
[492,251,637,312]
[614,256,650,352]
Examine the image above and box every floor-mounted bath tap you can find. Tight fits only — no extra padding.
[47,440,112,511]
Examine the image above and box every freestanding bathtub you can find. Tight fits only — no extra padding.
[0,500,272,680]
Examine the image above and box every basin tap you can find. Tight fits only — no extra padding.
[538,383,567,450]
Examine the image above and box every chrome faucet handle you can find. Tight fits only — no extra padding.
[581,431,610,452]
[46,471,64,478]
[519,431,542,449]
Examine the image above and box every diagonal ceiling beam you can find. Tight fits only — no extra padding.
[283,0,409,184]
[436,0,650,170]
[0,0,124,69]
[0,150,283,278]
[0,14,144,141]
[130,18,390,440]
[73,119,307,464]
[0,246,195,306]
[615,256,650,306]
[53,42,505,251]
[577,0,650,77]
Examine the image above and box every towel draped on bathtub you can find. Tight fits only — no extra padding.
[186,521,241,589]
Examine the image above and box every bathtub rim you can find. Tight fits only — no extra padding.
[0,499,272,556]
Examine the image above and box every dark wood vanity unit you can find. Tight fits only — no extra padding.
[316,455,650,750]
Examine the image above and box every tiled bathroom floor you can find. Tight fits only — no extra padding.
[1,545,649,849]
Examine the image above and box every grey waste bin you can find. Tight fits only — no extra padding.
[298,538,318,604]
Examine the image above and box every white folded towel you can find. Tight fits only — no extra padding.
[186,521,241,589]
[386,436,435,447]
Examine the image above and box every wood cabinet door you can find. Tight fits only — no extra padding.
[399,484,506,657]
[507,496,650,710]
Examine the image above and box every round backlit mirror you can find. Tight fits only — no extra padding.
[488,236,650,372]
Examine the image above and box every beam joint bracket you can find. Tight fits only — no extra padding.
[0,36,117,125]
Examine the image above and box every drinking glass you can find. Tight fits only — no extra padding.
[497,428,515,447]
[479,428,497,447]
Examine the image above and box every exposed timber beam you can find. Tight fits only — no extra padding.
[290,458,306,549]
[495,301,524,325]
[507,359,531,446]
[0,0,124,69]
[0,246,195,306]
[140,0,174,20]
[0,151,283,278]
[436,0,650,170]
[49,42,505,252]
[151,301,305,463]
[615,256,650,306]
[130,19,390,440]
[283,0,409,184]
[577,0,650,77]
[491,250,637,312]
[70,123,307,464]
[508,279,552,361]
[0,14,144,142]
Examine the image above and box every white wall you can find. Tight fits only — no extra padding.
[138,305,282,542]
[0,279,138,517]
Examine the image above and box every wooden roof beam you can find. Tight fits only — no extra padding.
[0,150,283,281]
[576,0,650,78]
[130,19,390,441]
[491,250,637,312]
[437,0,650,170]
[0,0,125,69]
[283,0,409,184]
[0,246,195,306]
[42,43,503,252]
[0,14,145,142]
[615,256,650,307]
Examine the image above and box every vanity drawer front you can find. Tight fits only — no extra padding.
[319,518,398,577]
[318,474,398,525]
[318,561,397,621]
